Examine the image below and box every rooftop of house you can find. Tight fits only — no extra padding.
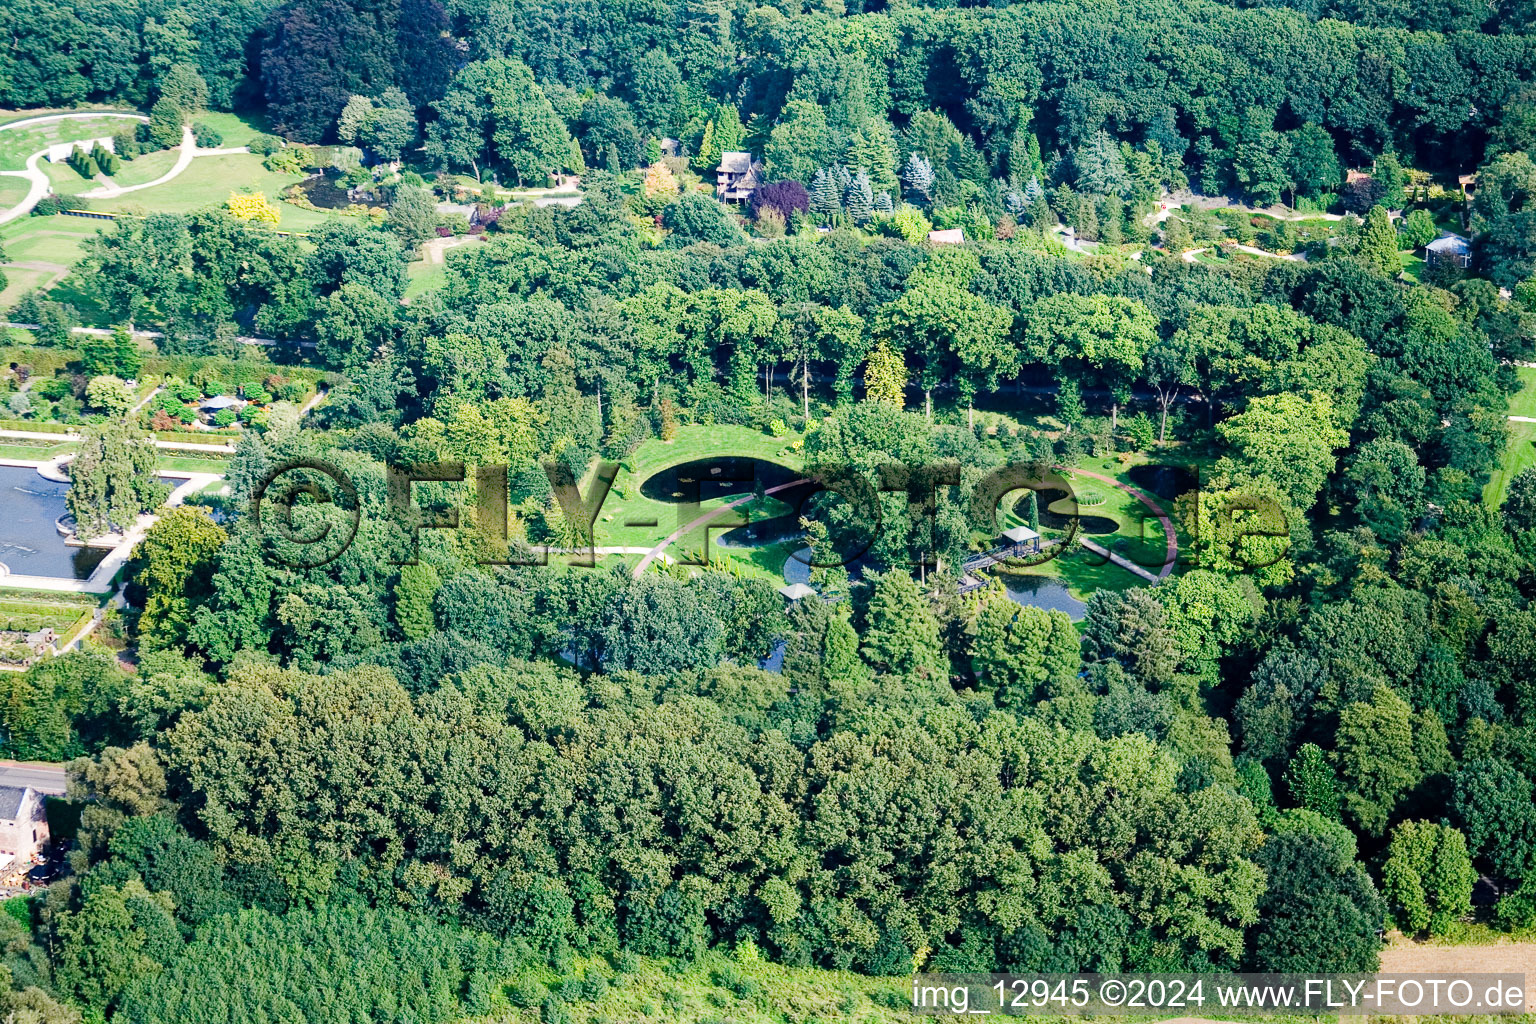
[0,786,33,821]
[927,228,965,244]
[200,395,244,410]
[1426,233,1471,252]
[718,152,755,174]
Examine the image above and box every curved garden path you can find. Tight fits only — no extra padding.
[1060,465,1178,579]
[0,112,147,224]
[633,476,809,577]
[629,461,1179,584]
[0,115,251,223]
[80,129,250,199]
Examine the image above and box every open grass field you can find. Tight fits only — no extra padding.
[87,153,329,229]
[106,146,181,187]
[1484,366,1536,510]
[598,424,800,538]
[404,259,447,301]
[0,113,140,172]
[0,175,28,209]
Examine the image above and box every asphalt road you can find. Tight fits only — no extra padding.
[0,761,66,795]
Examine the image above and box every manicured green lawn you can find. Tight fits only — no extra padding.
[1485,366,1536,510]
[108,147,181,187]
[0,114,141,172]
[1401,252,1426,282]
[156,456,230,473]
[42,159,95,193]
[0,175,28,209]
[190,111,272,148]
[0,441,76,460]
[87,153,333,230]
[591,424,803,571]
[404,259,447,301]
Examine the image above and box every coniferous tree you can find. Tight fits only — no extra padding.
[845,169,874,223]
[1357,205,1403,276]
[901,152,934,203]
[831,163,852,196]
[809,168,841,220]
[1074,129,1129,197]
[861,570,945,680]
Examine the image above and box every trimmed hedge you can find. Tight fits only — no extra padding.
[0,420,73,434]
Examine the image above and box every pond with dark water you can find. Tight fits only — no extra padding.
[1002,573,1089,619]
[294,175,356,209]
[640,457,803,504]
[0,466,106,579]
[1124,463,1201,501]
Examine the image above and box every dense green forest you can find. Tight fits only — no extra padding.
[4,0,1536,1020]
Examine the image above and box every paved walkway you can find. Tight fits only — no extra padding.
[1078,536,1161,581]
[0,112,147,224]
[634,477,809,577]
[0,116,252,223]
[1058,465,1178,580]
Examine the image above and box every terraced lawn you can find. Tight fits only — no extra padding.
[0,113,141,171]
[0,214,109,310]
[0,267,57,308]
[2,214,104,264]
[0,215,105,304]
